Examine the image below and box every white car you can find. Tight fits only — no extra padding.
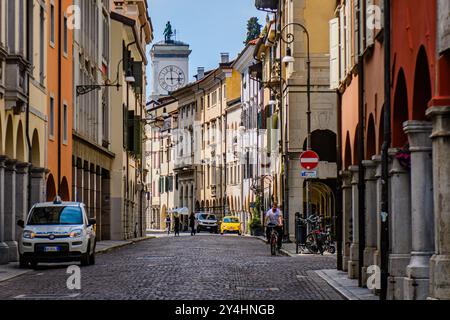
[195,213,219,233]
[17,198,97,268]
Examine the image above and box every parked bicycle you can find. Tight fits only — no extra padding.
[298,215,336,255]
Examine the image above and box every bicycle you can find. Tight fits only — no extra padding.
[266,223,280,256]
[301,215,325,255]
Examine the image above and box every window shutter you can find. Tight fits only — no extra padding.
[339,5,346,81]
[329,17,340,89]
[132,62,143,94]
[366,0,374,47]
[134,116,142,157]
[345,2,351,75]
[354,0,360,62]
[360,0,366,54]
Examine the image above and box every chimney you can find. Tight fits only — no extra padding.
[197,67,205,80]
[221,53,230,64]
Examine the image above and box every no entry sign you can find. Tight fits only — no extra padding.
[300,150,320,170]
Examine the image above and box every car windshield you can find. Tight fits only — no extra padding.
[27,206,83,225]
[224,217,239,223]
[199,214,216,221]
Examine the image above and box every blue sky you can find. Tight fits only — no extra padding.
[146,0,267,96]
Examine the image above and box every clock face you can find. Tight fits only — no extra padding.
[158,65,186,92]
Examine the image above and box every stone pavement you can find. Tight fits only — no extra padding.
[0,236,152,284]
[0,234,344,300]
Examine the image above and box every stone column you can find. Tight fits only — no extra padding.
[348,165,359,279]
[30,167,47,205]
[403,121,434,300]
[83,164,90,216]
[372,155,382,269]
[362,160,377,286]
[76,162,83,203]
[341,170,352,272]
[427,106,450,300]
[0,156,9,265]
[89,168,96,218]
[15,162,30,242]
[4,160,18,262]
[387,148,412,300]
[95,168,102,239]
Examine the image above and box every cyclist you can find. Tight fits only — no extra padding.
[264,202,284,250]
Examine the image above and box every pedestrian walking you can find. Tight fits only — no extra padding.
[189,212,196,236]
[174,214,180,237]
[166,215,171,235]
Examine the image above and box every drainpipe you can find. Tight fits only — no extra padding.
[57,0,62,195]
[125,40,136,239]
[336,91,343,270]
[357,0,366,288]
[197,84,207,209]
[26,0,33,210]
[380,0,391,301]
[214,75,224,216]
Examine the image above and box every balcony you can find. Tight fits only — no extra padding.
[255,0,278,11]
[4,55,29,114]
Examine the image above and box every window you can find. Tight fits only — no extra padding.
[50,2,55,45]
[39,5,45,83]
[211,90,217,106]
[49,97,55,139]
[63,15,68,55]
[63,103,68,144]
[7,0,16,50]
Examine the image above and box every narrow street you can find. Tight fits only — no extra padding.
[0,235,342,300]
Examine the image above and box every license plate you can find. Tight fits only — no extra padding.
[44,246,60,252]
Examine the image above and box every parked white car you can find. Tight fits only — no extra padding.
[195,213,219,233]
[17,198,96,268]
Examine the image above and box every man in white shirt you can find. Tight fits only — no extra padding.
[264,202,284,250]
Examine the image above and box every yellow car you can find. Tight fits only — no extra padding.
[220,216,242,235]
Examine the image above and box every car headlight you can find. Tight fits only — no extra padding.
[70,229,83,238]
[23,230,35,239]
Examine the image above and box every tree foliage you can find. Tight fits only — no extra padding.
[244,17,262,45]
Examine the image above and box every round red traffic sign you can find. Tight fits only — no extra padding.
[300,150,320,170]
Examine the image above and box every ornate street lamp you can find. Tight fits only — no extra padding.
[76,58,135,97]
[278,22,312,240]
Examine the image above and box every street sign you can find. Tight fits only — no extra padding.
[300,150,320,170]
[301,170,317,178]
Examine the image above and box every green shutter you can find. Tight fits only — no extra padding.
[132,62,143,94]
[123,105,128,149]
[127,111,134,151]
[134,116,142,157]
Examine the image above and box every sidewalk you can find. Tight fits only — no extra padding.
[315,269,378,300]
[250,235,377,300]
[0,236,153,283]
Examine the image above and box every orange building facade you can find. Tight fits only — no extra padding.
[46,0,73,201]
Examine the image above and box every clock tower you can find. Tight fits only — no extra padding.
[150,23,191,100]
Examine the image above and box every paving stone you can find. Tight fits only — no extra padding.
[0,234,343,300]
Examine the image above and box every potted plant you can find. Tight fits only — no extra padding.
[255,0,278,10]
[250,215,263,236]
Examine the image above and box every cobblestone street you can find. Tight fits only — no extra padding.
[0,235,343,300]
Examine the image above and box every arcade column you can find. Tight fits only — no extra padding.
[387,148,412,300]
[348,165,359,279]
[0,156,9,265]
[427,106,450,300]
[403,121,434,300]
